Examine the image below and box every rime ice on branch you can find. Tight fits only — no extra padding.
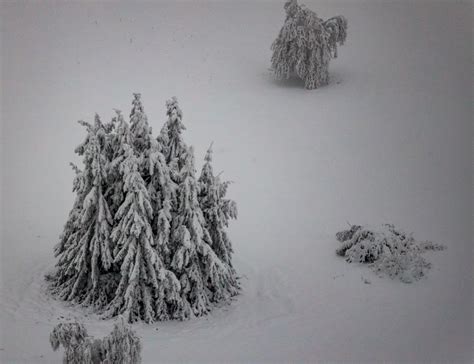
[48,94,239,322]
[271,0,348,89]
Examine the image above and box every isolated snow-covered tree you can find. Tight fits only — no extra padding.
[103,145,181,323]
[50,319,141,364]
[198,145,238,268]
[49,94,239,322]
[49,116,114,308]
[271,0,348,89]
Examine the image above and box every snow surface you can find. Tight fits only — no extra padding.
[1,1,472,363]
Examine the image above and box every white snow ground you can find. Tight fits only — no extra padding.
[1,1,472,363]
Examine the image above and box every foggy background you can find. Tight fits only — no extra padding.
[1,1,472,362]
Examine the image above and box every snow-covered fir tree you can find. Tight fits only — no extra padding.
[49,94,239,322]
[198,145,238,269]
[158,98,239,318]
[170,148,208,317]
[128,94,174,264]
[49,116,114,308]
[53,162,86,258]
[158,96,187,168]
[271,0,348,89]
[105,109,131,216]
[103,145,181,322]
[129,93,152,154]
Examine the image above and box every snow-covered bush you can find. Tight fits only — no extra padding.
[335,224,445,283]
[271,0,347,89]
[101,320,141,364]
[50,319,141,364]
[48,94,239,322]
[50,322,98,364]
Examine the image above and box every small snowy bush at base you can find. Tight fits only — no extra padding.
[50,322,95,364]
[100,320,141,364]
[50,319,141,364]
[271,0,347,89]
[336,224,445,283]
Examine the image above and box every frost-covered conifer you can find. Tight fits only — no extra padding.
[158,97,239,317]
[155,97,190,265]
[128,94,174,262]
[105,110,131,215]
[129,93,152,154]
[170,147,238,318]
[158,96,187,167]
[103,145,181,322]
[53,163,86,257]
[50,116,114,308]
[198,145,238,268]
[148,141,175,267]
[271,0,348,89]
[128,93,159,179]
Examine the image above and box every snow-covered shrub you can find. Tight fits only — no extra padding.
[50,319,141,364]
[50,322,96,364]
[271,0,347,89]
[48,94,239,322]
[101,319,141,364]
[336,224,445,283]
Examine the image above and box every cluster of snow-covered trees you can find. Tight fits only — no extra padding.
[48,94,239,323]
[271,0,348,89]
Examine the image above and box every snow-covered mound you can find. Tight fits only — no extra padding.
[336,224,445,283]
